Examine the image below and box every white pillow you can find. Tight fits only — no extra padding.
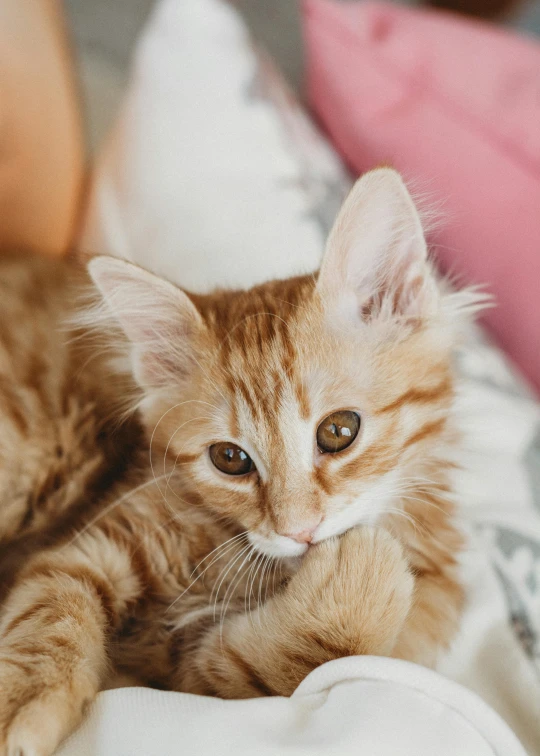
[80,0,350,293]
[80,0,540,754]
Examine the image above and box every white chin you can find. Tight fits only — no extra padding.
[248,532,308,558]
[311,508,381,544]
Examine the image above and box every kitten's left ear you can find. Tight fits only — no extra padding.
[88,256,204,390]
[317,168,438,325]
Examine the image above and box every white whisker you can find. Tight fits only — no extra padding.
[211,543,253,620]
[166,535,247,614]
[218,545,256,645]
[188,532,248,578]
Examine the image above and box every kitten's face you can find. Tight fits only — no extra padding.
[90,169,467,559]
[143,281,453,558]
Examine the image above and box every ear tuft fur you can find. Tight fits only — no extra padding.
[86,256,204,390]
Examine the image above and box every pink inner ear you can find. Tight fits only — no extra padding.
[89,256,204,391]
[131,314,201,389]
[384,245,428,316]
[135,348,191,388]
[318,170,437,324]
[343,243,433,323]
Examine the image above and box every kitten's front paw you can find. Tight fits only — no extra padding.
[0,657,85,756]
[288,527,414,657]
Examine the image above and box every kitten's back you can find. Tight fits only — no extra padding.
[0,253,142,588]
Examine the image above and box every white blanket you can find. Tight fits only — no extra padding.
[58,658,526,756]
[80,0,540,753]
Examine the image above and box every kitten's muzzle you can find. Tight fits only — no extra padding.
[280,514,323,544]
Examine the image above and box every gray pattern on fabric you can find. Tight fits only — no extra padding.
[456,326,537,400]
[525,426,540,513]
[246,48,351,239]
[295,174,349,238]
[496,527,540,562]
[478,523,540,675]
[494,564,539,667]
[458,323,540,678]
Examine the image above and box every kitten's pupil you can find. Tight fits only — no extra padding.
[330,422,351,438]
[317,411,360,453]
[210,442,254,475]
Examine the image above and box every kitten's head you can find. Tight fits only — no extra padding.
[89,169,481,558]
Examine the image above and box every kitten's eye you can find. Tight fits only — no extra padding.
[209,443,254,476]
[317,410,360,453]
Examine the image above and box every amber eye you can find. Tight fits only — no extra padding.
[317,410,360,453]
[209,443,254,476]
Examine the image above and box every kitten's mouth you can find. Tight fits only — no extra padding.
[248,531,309,559]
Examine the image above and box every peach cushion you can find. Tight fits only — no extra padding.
[303,0,540,392]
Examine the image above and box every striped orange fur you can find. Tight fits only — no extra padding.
[0,170,484,755]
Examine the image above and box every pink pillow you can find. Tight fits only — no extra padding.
[303,0,540,392]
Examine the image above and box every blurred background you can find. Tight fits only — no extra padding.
[2,0,538,391]
[64,0,540,149]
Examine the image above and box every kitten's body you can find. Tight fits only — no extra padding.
[0,255,142,594]
[0,170,473,755]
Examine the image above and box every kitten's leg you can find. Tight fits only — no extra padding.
[392,561,464,667]
[178,527,414,698]
[0,532,142,756]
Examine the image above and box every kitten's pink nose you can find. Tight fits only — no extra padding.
[282,516,323,544]
[289,529,315,544]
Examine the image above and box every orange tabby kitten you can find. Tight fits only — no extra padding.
[0,169,479,755]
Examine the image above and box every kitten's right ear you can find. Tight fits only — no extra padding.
[317,168,438,327]
[88,256,204,390]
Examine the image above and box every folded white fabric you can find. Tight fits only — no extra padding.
[57,657,526,756]
[80,0,540,754]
